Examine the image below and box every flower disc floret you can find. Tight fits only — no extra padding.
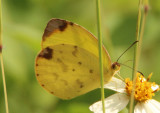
[125,73,159,102]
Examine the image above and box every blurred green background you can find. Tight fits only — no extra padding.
[0,0,160,113]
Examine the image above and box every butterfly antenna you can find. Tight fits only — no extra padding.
[123,60,133,64]
[116,41,139,62]
[119,63,144,76]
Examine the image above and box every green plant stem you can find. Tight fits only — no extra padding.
[129,0,148,112]
[1,55,9,113]
[139,0,149,55]
[0,0,9,113]
[96,0,105,113]
[0,0,1,45]
[129,0,142,112]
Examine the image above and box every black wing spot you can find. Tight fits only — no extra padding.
[70,22,74,25]
[51,92,54,94]
[38,47,53,60]
[59,21,67,31]
[76,79,84,88]
[74,46,78,49]
[89,69,93,73]
[80,84,84,88]
[78,62,82,65]
[43,19,68,39]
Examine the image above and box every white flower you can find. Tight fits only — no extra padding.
[89,73,160,113]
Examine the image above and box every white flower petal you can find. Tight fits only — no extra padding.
[134,102,149,113]
[151,85,159,91]
[134,99,160,113]
[104,77,126,93]
[134,103,142,113]
[148,99,160,111]
[89,93,129,113]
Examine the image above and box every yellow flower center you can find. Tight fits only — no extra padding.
[125,73,159,102]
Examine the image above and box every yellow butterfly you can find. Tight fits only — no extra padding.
[35,19,120,99]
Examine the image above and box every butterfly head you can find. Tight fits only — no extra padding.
[111,62,120,74]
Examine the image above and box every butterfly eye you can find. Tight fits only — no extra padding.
[111,62,120,71]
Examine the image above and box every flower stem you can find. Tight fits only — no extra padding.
[129,0,148,112]
[139,0,149,55]
[0,0,9,113]
[96,0,105,113]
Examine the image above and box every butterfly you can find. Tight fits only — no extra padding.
[35,19,120,99]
